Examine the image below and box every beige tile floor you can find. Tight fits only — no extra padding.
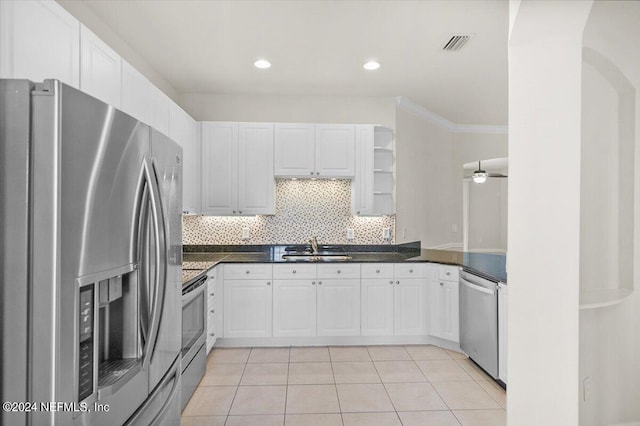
[181,345,506,426]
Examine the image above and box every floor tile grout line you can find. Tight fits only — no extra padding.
[225,351,250,419]
[327,347,346,426]
[370,354,404,421]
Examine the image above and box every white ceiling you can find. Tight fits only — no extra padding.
[66,1,508,125]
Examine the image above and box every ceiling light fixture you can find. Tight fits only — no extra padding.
[254,59,271,69]
[471,161,488,184]
[363,61,381,71]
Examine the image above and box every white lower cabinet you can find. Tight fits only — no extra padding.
[273,278,317,337]
[272,264,360,337]
[223,264,273,338]
[361,263,429,336]
[206,266,220,353]
[429,265,460,343]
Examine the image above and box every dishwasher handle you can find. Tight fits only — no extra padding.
[460,277,495,296]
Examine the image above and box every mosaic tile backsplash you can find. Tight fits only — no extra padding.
[183,179,395,245]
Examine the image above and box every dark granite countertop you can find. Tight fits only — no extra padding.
[181,242,507,285]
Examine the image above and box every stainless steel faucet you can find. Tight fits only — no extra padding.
[308,236,319,254]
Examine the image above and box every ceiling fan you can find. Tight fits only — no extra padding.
[465,161,508,184]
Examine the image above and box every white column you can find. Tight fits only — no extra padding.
[507,1,592,425]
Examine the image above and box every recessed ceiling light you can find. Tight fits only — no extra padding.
[254,59,271,69]
[363,61,381,71]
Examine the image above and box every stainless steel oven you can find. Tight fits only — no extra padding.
[181,273,207,410]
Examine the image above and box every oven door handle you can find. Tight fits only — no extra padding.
[183,276,207,304]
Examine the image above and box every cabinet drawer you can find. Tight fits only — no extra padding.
[273,264,316,279]
[317,264,360,279]
[361,263,394,279]
[438,265,459,282]
[223,263,272,279]
[394,263,428,279]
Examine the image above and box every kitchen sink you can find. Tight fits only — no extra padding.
[282,254,352,262]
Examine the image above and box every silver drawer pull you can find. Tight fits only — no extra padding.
[409,269,413,273]
[396,280,400,285]
[209,333,215,337]
[337,270,341,274]
[293,270,297,274]
[312,281,316,285]
[210,309,215,313]
[246,270,250,274]
[376,269,380,273]
[210,292,214,296]
[389,280,394,285]
[318,281,323,285]
[267,281,271,285]
[440,282,444,286]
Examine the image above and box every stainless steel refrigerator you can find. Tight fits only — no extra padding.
[1,79,183,425]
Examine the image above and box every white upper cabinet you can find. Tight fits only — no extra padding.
[169,102,199,213]
[275,123,355,178]
[315,124,356,177]
[201,122,239,215]
[121,60,153,123]
[0,0,80,87]
[80,24,121,108]
[238,123,275,215]
[352,125,375,215]
[150,85,170,136]
[274,123,315,176]
[201,122,274,216]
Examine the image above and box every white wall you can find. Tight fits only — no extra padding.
[178,93,396,130]
[395,100,508,249]
[579,1,640,424]
[507,1,593,424]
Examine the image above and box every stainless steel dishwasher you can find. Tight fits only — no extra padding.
[459,270,499,379]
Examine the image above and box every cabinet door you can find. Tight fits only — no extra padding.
[273,279,317,337]
[351,125,374,215]
[274,123,315,177]
[150,85,170,136]
[201,122,238,215]
[361,278,394,336]
[121,60,154,124]
[170,102,200,213]
[80,24,122,108]
[394,278,428,336]
[317,279,360,336]
[429,280,459,342]
[238,123,275,215]
[223,279,272,338]
[315,124,355,177]
[1,0,80,87]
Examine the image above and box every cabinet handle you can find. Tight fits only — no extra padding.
[246,270,250,274]
[409,269,413,273]
[310,171,314,175]
[376,269,380,273]
[337,269,341,274]
[312,281,316,285]
[396,280,400,285]
[233,210,236,214]
[210,292,214,296]
[318,281,323,285]
[440,282,444,286]
[209,333,215,337]
[389,280,394,285]
[446,271,451,276]
[293,270,297,274]
[267,281,271,285]
[210,309,215,313]
[357,211,360,215]
[239,211,242,214]
[316,172,319,175]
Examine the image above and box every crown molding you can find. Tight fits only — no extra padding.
[395,96,508,134]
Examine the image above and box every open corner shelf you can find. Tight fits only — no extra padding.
[579,288,633,310]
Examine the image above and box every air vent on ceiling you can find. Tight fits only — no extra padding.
[442,34,473,51]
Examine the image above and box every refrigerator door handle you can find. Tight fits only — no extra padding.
[142,158,167,369]
[460,277,495,295]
